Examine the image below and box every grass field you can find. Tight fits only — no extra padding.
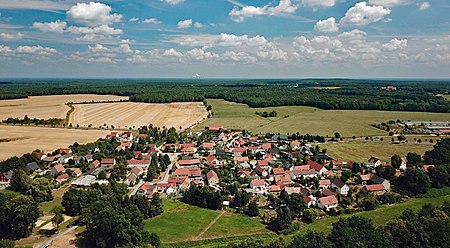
[0,94,128,120]
[196,99,450,137]
[70,102,208,130]
[164,193,450,248]
[144,200,270,244]
[323,140,435,162]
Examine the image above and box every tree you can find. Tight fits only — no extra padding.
[6,195,40,238]
[150,193,164,217]
[301,208,320,224]
[0,240,14,248]
[376,166,396,180]
[269,205,292,232]
[29,177,53,203]
[329,216,387,248]
[428,165,449,188]
[334,132,341,139]
[286,193,306,218]
[246,201,259,217]
[51,206,64,230]
[406,152,422,167]
[396,168,431,195]
[424,138,450,165]
[289,231,331,248]
[391,154,402,169]
[10,169,32,193]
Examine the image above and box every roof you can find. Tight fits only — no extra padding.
[251,179,266,187]
[101,158,116,164]
[233,156,249,163]
[202,142,214,149]
[370,175,386,184]
[322,189,337,196]
[174,166,201,178]
[423,164,434,172]
[53,163,65,172]
[270,184,281,192]
[307,161,324,172]
[365,184,386,191]
[272,167,284,174]
[127,159,150,165]
[319,179,331,185]
[369,157,381,163]
[331,179,346,188]
[319,195,338,206]
[56,173,69,180]
[257,160,269,167]
[360,173,374,181]
[206,170,219,181]
[209,126,224,131]
[178,159,200,166]
[233,147,247,153]
[25,162,39,172]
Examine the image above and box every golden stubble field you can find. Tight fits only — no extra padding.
[70,102,208,130]
[0,94,129,120]
[0,125,109,161]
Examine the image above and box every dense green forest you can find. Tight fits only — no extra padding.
[0,79,449,112]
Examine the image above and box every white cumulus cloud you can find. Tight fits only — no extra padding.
[418,2,430,10]
[382,38,407,51]
[368,0,408,7]
[340,2,391,26]
[315,17,339,32]
[0,32,24,41]
[177,19,192,29]
[33,20,67,33]
[302,0,336,7]
[229,0,298,22]
[161,0,185,5]
[67,2,123,26]
[142,18,161,24]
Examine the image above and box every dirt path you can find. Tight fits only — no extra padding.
[193,211,225,241]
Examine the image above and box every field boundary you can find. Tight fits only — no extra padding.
[194,211,225,241]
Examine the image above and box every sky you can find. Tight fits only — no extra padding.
[0,0,449,78]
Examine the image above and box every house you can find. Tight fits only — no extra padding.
[32,151,47,160]
[319,179,331,190]
[25,162,40,174]
[156,183,177,195]
[331,179,349,195]
[257,160,269,168]
[56,173,69,184]
[250,179,268,192]
[51,163,66,177]
[91,160,100,169]
[121,132,134,141]
[209,126,225,132]
[358,173,373,185]
[364,184,387,195]
[101,158,116,168]
[269,184,282,194]
[234,156,249,164]
[173,167,202,181]
[177,158,201,167]
[307,161,328,175]
[423,164,434,172]
[233,147,247,156]
[368,157,382,167]
[272,167,285,176]
[290,140,301,150]
[205,155,222,167]
[60,154,73,164]
[202,142,215,150]
[127,159,150,167]
[304,195,317,208]
[369,175,391,191]
[131,166,145,177]
[318,195,338,211]
[59,148,72,155]
[72,168,82,177]
[0,172,11,184]
[127,173,139,185]
[206,170,220,185]
[291,167,318,179]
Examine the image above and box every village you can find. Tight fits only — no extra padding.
[1,124,434,215]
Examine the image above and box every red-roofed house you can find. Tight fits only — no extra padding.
[233,147,247,156]
[318,195,338,211]
[59,148,72,155]
[127,159,150,167]
[319,179,331,190]
[56,173,69,184]
[257,160,269,168]
[101,158,116,167]
[206,170,219,185]
[173,167,202,180]
[202,142,215,149]
[51,163,65,177]
[250,179,268,192]
[423,164,434,172]
[272,167,285,176]
[307,161,327,175]
[205,155,222,167]
[178,159,201,167]
[269,184,282,194]
[209,126,225,132]
[364,184,386,195]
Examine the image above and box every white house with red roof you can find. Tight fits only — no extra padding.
[318,195,338,211]
[206,170,220,185]
[127,159,150,167]
[364,184,387,195]
[250,179,268,192]
[177,158,201,167]
[101,158,116,167]
[51,163,66,177]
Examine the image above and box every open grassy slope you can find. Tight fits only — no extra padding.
[196,99,450,137]
[323,140,435,162]
[143,200,269,244]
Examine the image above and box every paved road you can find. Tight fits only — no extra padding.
[161,153,179,183]
[129,179,145,196]
[37,225,79,248]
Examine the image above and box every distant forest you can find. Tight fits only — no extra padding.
[0,79,449,112]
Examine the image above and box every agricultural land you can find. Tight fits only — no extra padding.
[196,99,450,137]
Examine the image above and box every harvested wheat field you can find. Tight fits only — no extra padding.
[0,94,128,121]
[0,125,109,161]
[70,102,208,130]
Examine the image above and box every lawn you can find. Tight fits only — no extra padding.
[323,140,435,162]
[144,200,271,244]
[196,99,450,137]
[39,186,68,214]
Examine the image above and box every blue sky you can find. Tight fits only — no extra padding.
[0,0,449,78]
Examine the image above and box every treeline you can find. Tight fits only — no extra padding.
[182,184,224,210]
[255,110,277,118]
[0,79,449,112]
[62,183,162,248]
[2,115,63,126]
[228,202,450,248]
